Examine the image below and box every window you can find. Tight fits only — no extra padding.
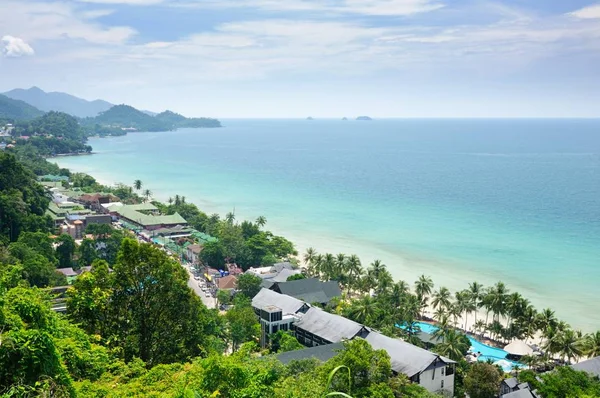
[446,365,454,376]
[441,380,444,389]
[272,324,279,333]
[432,369,435,380]
[441,367,445,376]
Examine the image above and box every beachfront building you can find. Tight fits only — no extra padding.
[106,203,187,231]
[251,288,455,395]
[572,356,600,378]
[266,278,342,306]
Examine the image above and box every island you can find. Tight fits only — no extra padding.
[356,116,373,121]
[342,117,348,120]
[306,117,314,120]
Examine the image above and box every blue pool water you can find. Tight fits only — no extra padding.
[402,322,523,371]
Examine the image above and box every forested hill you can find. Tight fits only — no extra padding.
[0,94,44,121]
[87,105,221,131]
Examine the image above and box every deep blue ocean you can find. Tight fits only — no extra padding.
[55,119,600,330]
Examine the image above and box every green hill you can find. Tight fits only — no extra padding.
[93,105,168,132]
[0,94,44,121]
[155,110,221,128]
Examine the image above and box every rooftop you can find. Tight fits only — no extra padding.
[111,204,187,227]
[572,356,600,378]
[252,288,308,315]
[294,307,366,343]
[276,342,344,365]
[274,278,342,304]
[364,331,454,378]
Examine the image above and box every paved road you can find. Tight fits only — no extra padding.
[185,266,216,309]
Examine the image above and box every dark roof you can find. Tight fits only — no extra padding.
[276,342,344,364]
[416,331,442,345]
[364,331,455,378]
[294,307,366,343]
[56,267,78,277]
[275,278,341,304]
[572,356,600,377]
[502,389,537,398]
[269,268,302,282]
[272,262,295,272]
[252,288,308,315]
[261,280,275,289]
[502,377,519,389]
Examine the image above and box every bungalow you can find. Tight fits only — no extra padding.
[216,274,238,290]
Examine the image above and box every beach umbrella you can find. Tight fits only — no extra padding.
[504,340,534,356]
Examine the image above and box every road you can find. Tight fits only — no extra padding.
[185,266,216,309]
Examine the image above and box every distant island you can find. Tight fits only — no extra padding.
[342,117,348,120]
[306,117,314,120]
[356,116,373,121]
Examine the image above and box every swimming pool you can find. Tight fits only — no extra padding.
[399,322,523,371]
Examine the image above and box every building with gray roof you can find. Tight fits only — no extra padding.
[270,278,341,305]
[276,342,344,365]
[294,307,369,346]
[572,356,600,378]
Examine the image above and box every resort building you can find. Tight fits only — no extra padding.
[571,355,600,378]
[107,203,187,231]
[251,288,455,395]
[266,278,342,306]
[186,244,203,264]
[247,262,302,281]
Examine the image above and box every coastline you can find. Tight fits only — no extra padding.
[51,158,599,333]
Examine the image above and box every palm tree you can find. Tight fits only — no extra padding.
[375,269,394,295]
[368,260,386,280]
[415,275,434,319]
[555,329,583,364]
[346,295,380,325]
[456,290,475,331]
[255,216,267,228]
[488,320,504,342]
[321,253,336,281]
[581,331,600,358]
[346,254,363,295]
[168,197,173,205]
[537,308,558,337]
[473,320,487,338]
[303,247,317,266]
[431,287,452,312]
[181,196,186,203]
[506,292,525,328]
[518,305,539,344]
[468,281,484,325]
[142,189,152,202]
[225,211,235,224]
[489,282,508,324]
[434,329,470,362]
[133,179,142,191]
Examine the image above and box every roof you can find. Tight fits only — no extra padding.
[572,356,600,377]
[252,288,308,315]
[503,377,519,389]
[269,268,302,282]
[216,275,238,290]
[56,267,78,277]
[364,331,455,378]
[187,244,203,254]
[272,262,295,272]
[504,340,534,356]
[294,307,365,343]
[275,278,342,303]
[276,342,344,365]
[501,389,537,398]
[112,204,187,227]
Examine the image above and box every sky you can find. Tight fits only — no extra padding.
[0,0,599,118]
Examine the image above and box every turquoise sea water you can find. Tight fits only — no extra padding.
[54,119,600,331]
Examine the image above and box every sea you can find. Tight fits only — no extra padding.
[54,119,600,331]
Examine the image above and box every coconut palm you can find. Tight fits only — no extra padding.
[346,255,363,295]
[255,216,267,228]
[555,329,583,364]
[488,320,504,342]
[431,287,452,312]
[489,282,508,324]
[538,308,558,336]
[518,305,539,343]
[375,269,394,295]
[434,329,470,362]
[581,331,600,358]
[225,211,235,224]
[133,179,142,191]
[303,247,317,266]
[415,275,434,319]
[142,189,152,202]
[174,194,181,206]
[368,260,386,280]
[456,290,476,331]
[168,197,173,205]
[468,281,484,324]
[346,295,380,325]
[506,292,525,328]
[473,320,487,338]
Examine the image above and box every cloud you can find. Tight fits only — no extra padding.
[76,0,164,4]
[1,36,35,57]
[0,1,136,45]
[569,4,600,19]
[179,0,444,16]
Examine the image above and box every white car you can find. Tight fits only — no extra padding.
[205,292,210,297]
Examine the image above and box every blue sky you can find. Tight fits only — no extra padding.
[1,0,599,117]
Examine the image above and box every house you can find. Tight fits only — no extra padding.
[56,267,79,284]
[294,307,370,346]
[216,274,238,290]
[365,331,455,395]
[253,288,456,396]
[276,342,344,365]
[247,263,302,282]
[186,244,203,264]
[571,356,600,378]
[268,278,342,305]
[78,193,120,212]
[108,203,188,231]
[500,378,538,398]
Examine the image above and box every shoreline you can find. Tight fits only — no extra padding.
[51,143,599,334]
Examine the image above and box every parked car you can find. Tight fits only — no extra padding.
[205,292,210,297]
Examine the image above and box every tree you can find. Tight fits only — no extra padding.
[142,189,152,202]
[78,238,98,266]
[582,331,600,358]
[103,238,222,365]
[255,216,267,228]
[133,179,142,191]
[537,366,600,398]
[225,211,235,224]
[287,273,306,281]
[237,273,262,299]
[304,247,317,266]
[415,275,434,318]
[431,287,451,312]
[55,234,76,269]
[217,289,231,306]
[464,362,503,398]
[433,329,471,361]
[225,296,260,352]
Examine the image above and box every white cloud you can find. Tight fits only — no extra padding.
[1,36,35,57]
[76,0,164,4]
[179,0,444,16]
[569,3,600,19]
[0,1,136,45]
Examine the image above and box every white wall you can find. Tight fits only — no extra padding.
[419,366,454,396]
